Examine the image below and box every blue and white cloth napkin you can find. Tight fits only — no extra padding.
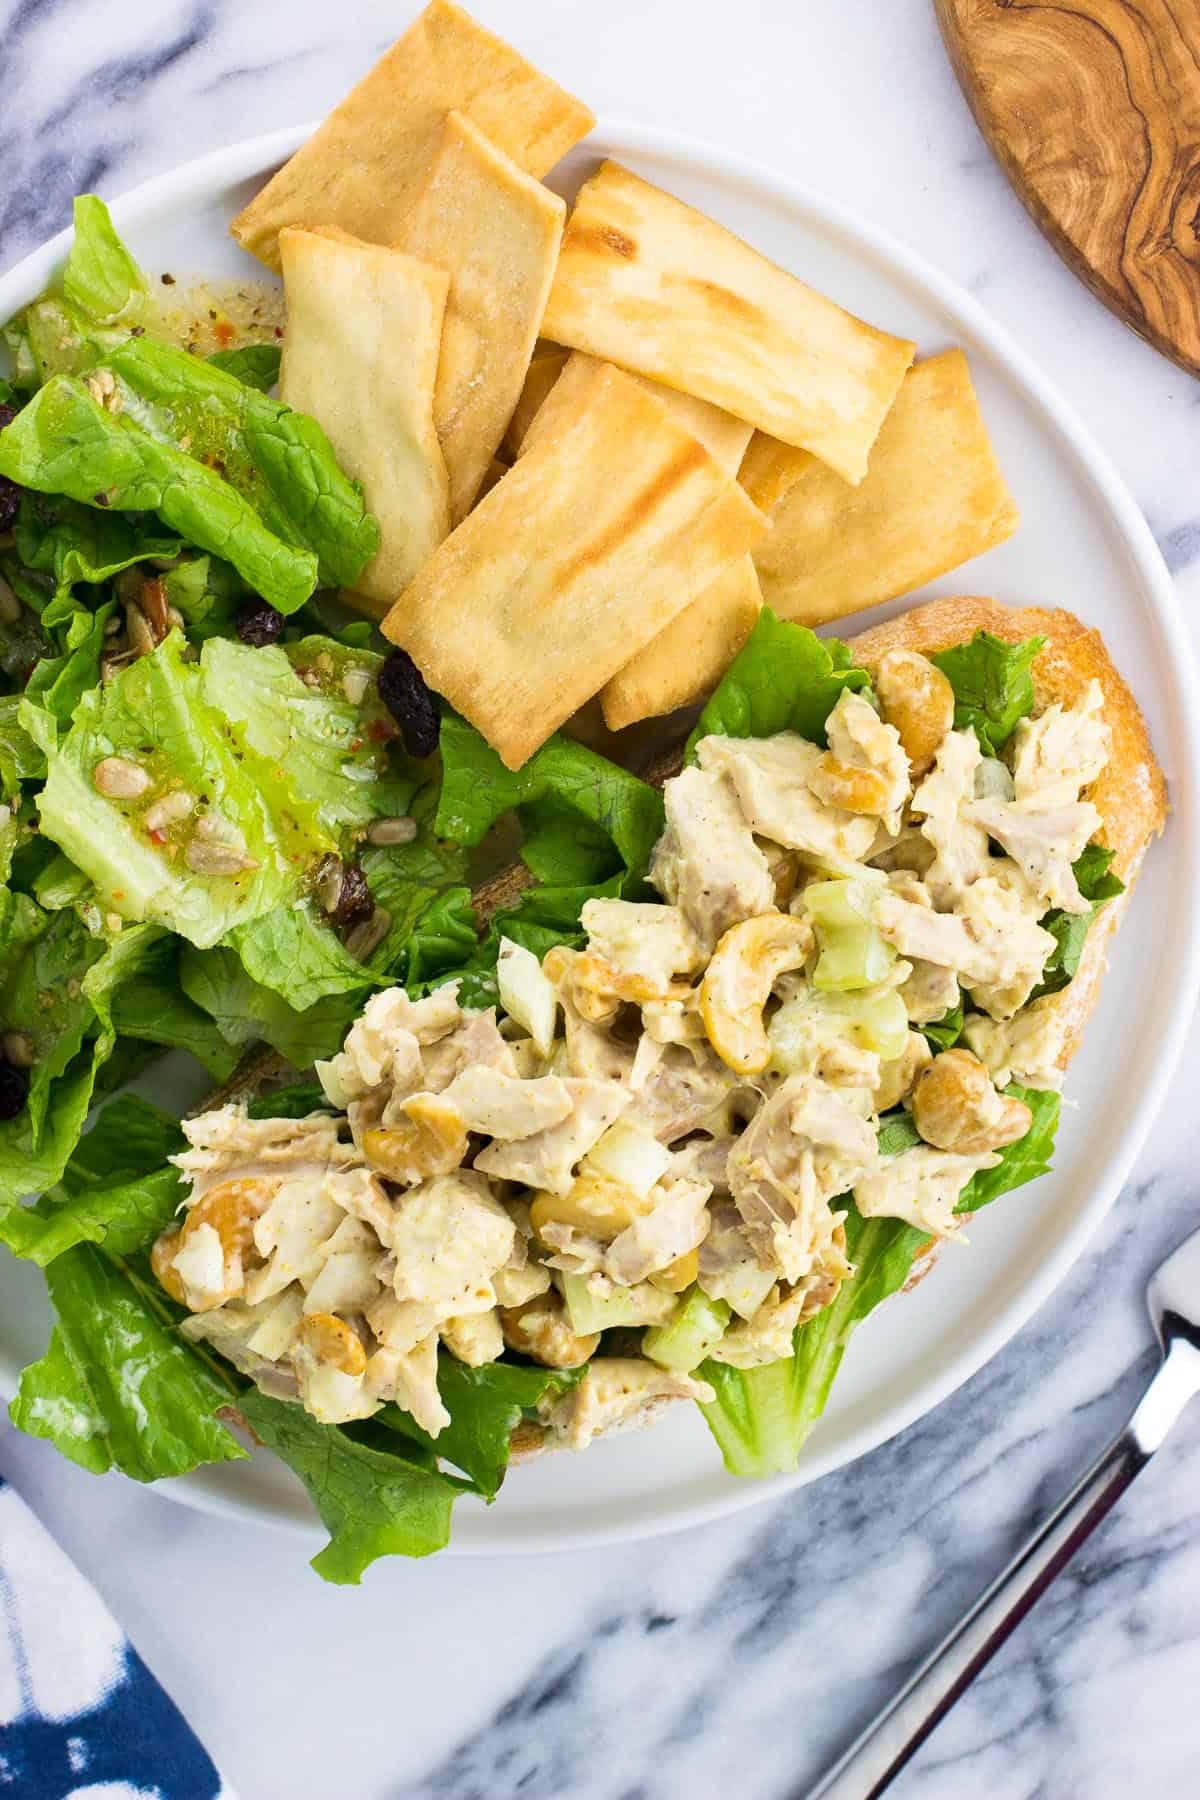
[0,1474,237,1800]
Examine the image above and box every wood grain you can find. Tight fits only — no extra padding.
[935,0,1200,375]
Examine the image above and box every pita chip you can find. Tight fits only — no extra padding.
[738,432,814,513]
[231,0,593,271]
[601,555,763,730]
[399,112,565,524]
[542,160,915,483]
[382,360,768,767]
[753,350,1020,627]
[517,349,752,473]
[279,227,449,614]
[503,344,570,459]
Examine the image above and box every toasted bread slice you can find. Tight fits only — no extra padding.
[204,596,1165,1458]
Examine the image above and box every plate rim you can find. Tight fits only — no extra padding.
[2,116,1198,1557]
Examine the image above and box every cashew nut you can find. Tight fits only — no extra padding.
[152,1176,274,1312]
[875,650,956,777]
[910,1048,1032,1153]
[530,1172,650,1245]
[299,1311,368,1376]
[543,945,694,1025]
[363,1094,467,1185]
[700,913,814,1074]
[499,1292,600,1368]
[809,755,892,816]
[648,1248,699,1294]
[874,1030,933,1114]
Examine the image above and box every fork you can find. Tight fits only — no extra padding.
[807,1226,1200,1800]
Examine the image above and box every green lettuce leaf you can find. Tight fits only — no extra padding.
[922,997,965,1052]
[200,635,413,842]
[378,1355,583,1501]
[34,632,333,947]
[206,344,281,391]
[699,1083,1061,1476]
[0,375,319,612]
[226,904,377,1012]
[1035,845,1125,998]
[59,1092,183,1190]
[160,553,245,641]
[62,195,146,327]
[178,942,358,1068]
[10,1244,244,1479]
[687,609,871,758]
[931,630,1045,755]
[15,491,180,606]
[436,711,664,886]
[103,336,378,591]
[23,599,116,731]
[238,1389,457,1582]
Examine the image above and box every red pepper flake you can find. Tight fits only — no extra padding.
[112,889,125,901]
[367,718,398,743]
[214,319,235,348]
[148,828,166,846]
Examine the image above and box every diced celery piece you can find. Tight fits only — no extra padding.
[496,936,558,1057]
[823,989,909,1060]
[582,1118,672,1199]
[802,877,880,931]
[644,1286,731,1372]
[561,1272,678,1336]
[813,924,896,991]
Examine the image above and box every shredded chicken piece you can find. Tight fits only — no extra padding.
[820,688,911,836]
[387,1171,515,1312]
[967,797,1101,913]
[855,1145,999,1238]
[1010,680,1110,806]
[910,729,990,905]
[365,1331,449,1436]
[898,958,960,1026]
[171,1106,353,1198]
[439,1065,573,1139]
[710,1269,843,1368]
[317,984,462,1107]
[875,880,1055,1018]
[964,1003,1068,1091]
[727,1076,874,1283]
[581,898,705,987]
[540,1358,715,1451]
[474,1078,629,1195]
[650,763,775,949]
[697,732,879,865]
[603,1176,712,1286]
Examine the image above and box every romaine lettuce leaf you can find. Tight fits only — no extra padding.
[206,344,281,391]
[437,710,664,887]
[0,376,319,612]
[377,1355,582,1501]
[931,630,1044,755]
[34,632,333,947]
[62,195,146,327]
[699,1083,1061,1476]
[687,608,871,758]
[22,599,116,730]
[1035,846,1125,998]
[226,904,378,1012]
[59,1092,184,1191]
[178,942,360,1068]
[238,1390,457,1582]
[9,1244,244,1480]
[102,336,378,591]
[15,491,179,604]
[200,635,413,841]
[922,997,965,1052]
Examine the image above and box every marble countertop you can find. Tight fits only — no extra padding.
[4,1,1200,1795]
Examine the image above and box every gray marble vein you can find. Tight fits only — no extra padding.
[1,2,1199,1797]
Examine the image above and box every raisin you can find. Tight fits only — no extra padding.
[377,649,439,758]
[324,859,373,932]
[236,597,284,646]
[0,1060,27,1122]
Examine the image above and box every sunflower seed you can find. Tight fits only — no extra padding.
[186,840,258,876]
[365,815,418,847]
[143,788,196,831]
[2,1031,35,1068]
[344,906,392,962]
[93,756,152,799]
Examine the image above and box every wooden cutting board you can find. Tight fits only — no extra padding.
[934,0,1200,376]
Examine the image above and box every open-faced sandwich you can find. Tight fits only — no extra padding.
[0,3,1166,1580]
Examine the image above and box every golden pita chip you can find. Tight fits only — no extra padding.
[753,350,1021,627]
[279,227,449,613]
[542,161,915,483]
[381,361,768,768]
[230,0,593,272]
[398,112,565,524]
[738,432,814,513]
[601,554,762,730]
[502,345,569,459]
[517,349,752,474]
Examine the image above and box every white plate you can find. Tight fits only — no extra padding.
[2,122,1198,1557]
